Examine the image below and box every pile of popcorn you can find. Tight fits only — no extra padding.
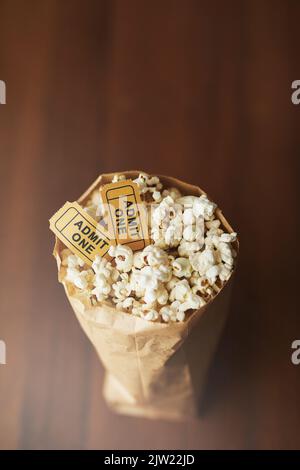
[61,173,237,323]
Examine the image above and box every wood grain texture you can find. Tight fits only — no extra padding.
[0,0,300,449]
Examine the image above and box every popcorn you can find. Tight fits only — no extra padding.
[182,207,204,244]
[130,265,158,291]
[92,255,119,282]
[162,187,182,200]
[112,274,132,301]
[112,174,126,182]
[147,176,160,186]
[169,279,191,302]
[177,195,198,209]
[61,172,237,323]
[133,173,163,198]
[205,233,221,249]
[134,173,153,193]
[130,265,159,300]
[190,248,216,275]
[205,219,221,230]
[172,296,202,316]
[137,305,160,322]
[130,256,170,304]
[217,242,234,266]
[160,298,200,322]
[171,257,192,278]
[108,245,133,272]
[166,276,179,291]
[62,250,85,269]
[182,208,195,225]
[219,232,237,243]
[142,245,169,267]
[150,226,167,248]
[205,265,220,285]
[164,219,183,247]
[179,293,204,312]
[90,256,121,301]
[204,221,224,247]
[116,296,137,311]
[190,273,216,300]
[143,287,158,305]
[176,310,186,322]
[152,190,162,202]
[142,310,159,322]
[152,196,182,228]
[152,264,172,283]
[156,286,169,305]
[193,195,217,220]
[169,281,204,316]
[194,222,205,245]
[218,263,232,282]
[66,267,90,289]
[62,250,93,290]
[163,197,182,221]
[190,272,208,293]
[178,240,201,257]
[160,303,182,322]
[133,172,147,187]
[183,225,196,242]
[133,251,146,269]
[92,273,111,301]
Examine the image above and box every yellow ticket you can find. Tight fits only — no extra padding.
[100,180,150,251]
[49,201,112,265]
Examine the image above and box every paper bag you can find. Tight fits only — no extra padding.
[53,171,238,421]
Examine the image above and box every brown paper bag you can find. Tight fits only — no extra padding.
[53,172,238,421]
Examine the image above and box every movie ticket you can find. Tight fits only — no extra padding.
[49,201,112,265]
[100,180,149,252]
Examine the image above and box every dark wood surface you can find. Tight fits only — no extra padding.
[0,0,300,449]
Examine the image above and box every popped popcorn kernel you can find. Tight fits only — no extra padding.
[92,273,111,301]
[66,267,89,289]
[193,195,217,220]
[171,257,192,278]
[62,251,85,269]
[112,174,126,183]
[169,279,191,302]
[190,248,216,275]
[112,276,132,302]
[178,240,201,257]
[109,245,134,272]
[162,187,182,200]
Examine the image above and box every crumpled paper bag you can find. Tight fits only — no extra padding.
[53,171,238,421]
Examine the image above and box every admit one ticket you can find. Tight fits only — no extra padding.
[100,180,150,251]
[49,201,112,266]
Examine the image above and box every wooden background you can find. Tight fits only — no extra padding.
[0,0,300,449]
